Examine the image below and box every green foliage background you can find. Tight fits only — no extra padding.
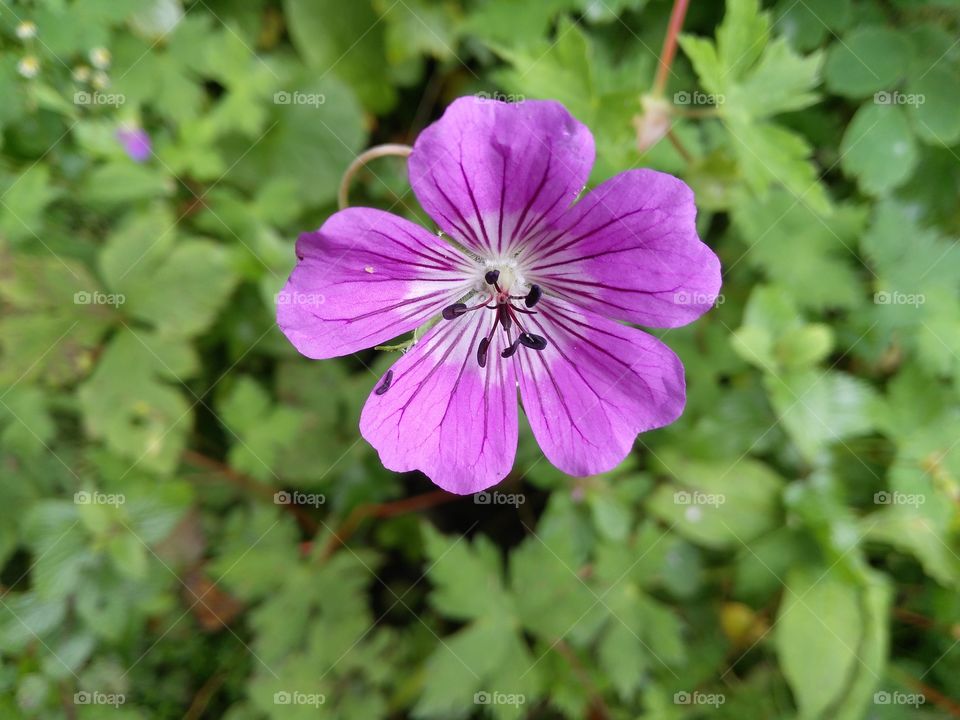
[1,0,959,717]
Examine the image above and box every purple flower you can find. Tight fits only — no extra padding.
[278,97,721,494]
[116,126,151,162]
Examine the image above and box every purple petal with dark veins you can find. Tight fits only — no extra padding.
[408,96,595,256]
[277,208,475,359]
[515,296,685,476]
[523,169,721,328]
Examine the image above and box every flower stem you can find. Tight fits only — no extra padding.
[652,0,690,98]
[338,143,414,210]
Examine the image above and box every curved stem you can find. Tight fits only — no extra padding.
[338,143,414,210]
[652,0,690,98]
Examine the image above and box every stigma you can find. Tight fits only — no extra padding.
[441,269,548,366]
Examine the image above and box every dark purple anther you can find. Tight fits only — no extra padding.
[524,284,542,308]
[519,333,548,351]
[442,303,468,320]
[375,370,394,395]
[501,339,520,358]
[477,337,490,367]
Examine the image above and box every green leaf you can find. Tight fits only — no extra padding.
[731,192,867,311]
[283,0,396,113]
[219,377,304,482]
[767,370,877,462]
[906,66,960,146]
[775,0,852,52]
[125,240,237,337]
[77,329,192,475]
[777,567,889,720]
[824,26,912,98]
[423,525,511,622]
[79,162,175,207]
[0,164,59,242]
[716,0,769,81]
[840,103,918,195]
[228,77,366,207]
[729,40,823,117]
[645,453,785,549]
[726,117,831,215]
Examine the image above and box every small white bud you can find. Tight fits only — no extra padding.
[16,21,37,40]
[89,47,111,69]
[17,56,40,78]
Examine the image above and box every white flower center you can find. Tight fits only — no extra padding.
[477,257,529,295]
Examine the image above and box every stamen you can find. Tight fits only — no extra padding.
[524,284,542,308]
[484,269,500,285]
[498,305,512,333]
[442,303,468,320]
[374,370,393,395]
[519,333,548,351]
[501,338,520,358]
[477,337,490,367]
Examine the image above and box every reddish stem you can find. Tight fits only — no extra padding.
[652,0,690,97]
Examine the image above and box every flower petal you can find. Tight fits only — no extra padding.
[523,169,721,328]
[408,97,595,257]
[360,303,518,494]
[515,297,685,476]
[277,208,474,359]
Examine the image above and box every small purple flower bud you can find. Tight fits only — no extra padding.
[116,126,151,163]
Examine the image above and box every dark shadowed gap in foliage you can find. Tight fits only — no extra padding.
[0,548,32,591]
